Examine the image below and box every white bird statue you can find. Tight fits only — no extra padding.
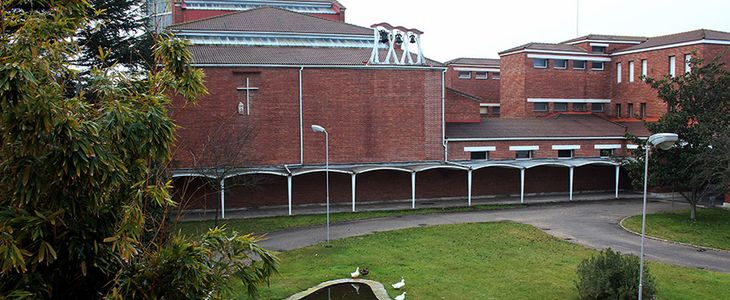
[392,277,405,289]
[394,292,406,300]
[350,267,361,278]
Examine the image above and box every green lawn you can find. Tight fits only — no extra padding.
[176,204,520,236]
[241,222,730,299]
[623,208,730,251]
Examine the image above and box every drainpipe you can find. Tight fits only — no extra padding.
[441,68,447,161]
[299,66,304,164]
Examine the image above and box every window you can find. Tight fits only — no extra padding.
[458,71,471,79]
[641,59,647,80]
[615,104,622,118]
[558,149,574,159]
[533,58,548,68]
[554,102,568,112]
[591,61,604,70]
[591,46,607,53]
[591,103,604,112]
[492,106,501,115]
[573,103,587,111]
[471,151,488,160]
[554,59,567,69]
[533,102,548,112]
[599,149,613,157]
[629,61,635,82]
[616,62,622,83]
[480,106,488,114]
[515,150,532,159]
[475,71,488,79]
[492,72,500,80]
[573,60,586,70]
[627,103,634,117]
[685,54,692,74]
[668,56,676,77]
[640,103,647,118]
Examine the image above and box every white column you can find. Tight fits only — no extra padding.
[615,165,620,199]
[411,172,416,209]
[569,167,574,201]
[520,168,525,204]
[351,173,357,212]
[220,178,226,219]
[287,175,293,215]
[467,169,473,206]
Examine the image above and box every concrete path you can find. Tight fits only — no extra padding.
[259,200,730,273]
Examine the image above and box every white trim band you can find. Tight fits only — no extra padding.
[589,43,610,47]
[565,39,643,45]
[448,136,627,142]
[464,146,496,152]
[552,145,581,150]
[480,103,500,107]
[595,144,622,150]
[612,39,730,56]
[454,67,500,72]
[510,146,539,151]
[527,98,611,103]
[527,53,611,62]
[626,144,640,150]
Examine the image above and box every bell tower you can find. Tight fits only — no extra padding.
[369,22,425,65]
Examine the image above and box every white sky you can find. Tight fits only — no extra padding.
[345,0,730,63]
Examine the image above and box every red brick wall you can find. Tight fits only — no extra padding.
[499,54,527,118]
[448,139,628,161]
[171,67,444,168]
[445,90,480,123]
[445,66,500,102]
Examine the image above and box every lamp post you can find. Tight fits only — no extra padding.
[638,133,679,300]
[311,124,330,242]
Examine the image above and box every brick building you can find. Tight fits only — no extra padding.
[163,1,730,215]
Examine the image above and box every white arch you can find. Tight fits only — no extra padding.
[471,163,524,171]
[355,167,413,174]
[224,171,288,179]
[414,165,469,172]
[171,173,218,179]
[292,169,353,176]
[572,161,619,168]
[525,162,573,169]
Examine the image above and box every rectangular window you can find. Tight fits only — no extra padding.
[599,149,614,157]
[685,54,692,74]
[492,106,501,115]
[573,60,586,70]
[480,106,488,115]
[491,72,500,80]
[533,102,548,112]
[554,102,568,112]
[591,46,607,53]
[641,59,647,80]
[627,103,634,117]
[669,56,676,77]
[591,61,604,70]
[629,61,635,82]
[558,149,574,159]
[615,104,622,118]
[475,71,488,79]
[616,62,622,83]
[471,151,488,160]
[573,103,587,112]
[591,103,604,112]
[515,150,532,160]
[554,59,567,69]
[533,58,548,68]
[458,71,471,79]
[640,103,647,118]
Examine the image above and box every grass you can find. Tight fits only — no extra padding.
[176,204,520,236]
[240,222,730,299]
[623,208,730,251]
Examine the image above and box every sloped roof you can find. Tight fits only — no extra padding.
[499,43,590,55]
[446,88,482,102]
[446,114,629,139]
[170,7,371,35]
[561,34,648,44]
[618,29,730,52]
[446,58,500,66]
[187,45,444,67]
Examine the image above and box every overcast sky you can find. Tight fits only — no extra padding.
[345,0,730,63]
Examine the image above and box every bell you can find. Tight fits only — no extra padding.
[409,35,417,44]
[395,33,403,44]
[378,30,389,43]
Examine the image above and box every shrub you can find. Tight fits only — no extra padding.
[576,248,656,300]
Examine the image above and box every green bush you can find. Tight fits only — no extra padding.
[576,248,656,300]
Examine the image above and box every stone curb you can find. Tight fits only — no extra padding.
[618,216,730,254]
[286,278,391,300]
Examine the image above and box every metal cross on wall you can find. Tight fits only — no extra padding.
[236,77,259,115]
[369,22,425,65]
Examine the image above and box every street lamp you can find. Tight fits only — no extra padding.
[311,124,330,243]
[638,133,679,300]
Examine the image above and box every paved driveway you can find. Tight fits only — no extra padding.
[260,200,730,273]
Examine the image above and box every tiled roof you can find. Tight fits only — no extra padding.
[170,7,371,35]
[615,121,651,137]
[561,34,648,44]
[446,114,629,139]
[446,58,500,66]
[499,43,590,55]
[187,45,444,67]
[618,29,730,52]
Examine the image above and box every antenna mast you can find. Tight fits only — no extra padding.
[576,0,580,36]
